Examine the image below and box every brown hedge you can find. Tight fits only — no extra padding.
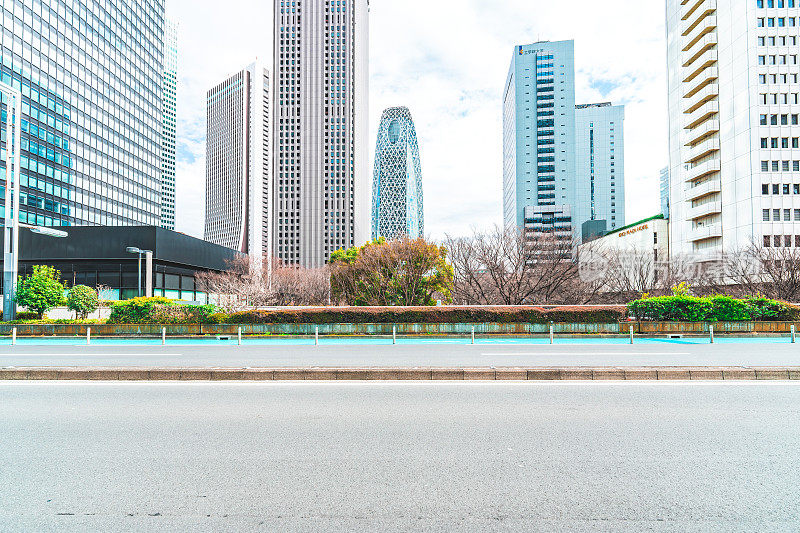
[224,306,627,325]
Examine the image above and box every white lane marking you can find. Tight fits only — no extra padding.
[0,353,184,357]
[480,352,692,356]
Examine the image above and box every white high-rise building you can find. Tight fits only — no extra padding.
[273,0,370,267]
[574,102,625,241]
[667,0,800,259]
[204,63,271,258]
[160,20,178,231]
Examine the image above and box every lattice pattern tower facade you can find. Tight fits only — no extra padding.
[372,107,423,240]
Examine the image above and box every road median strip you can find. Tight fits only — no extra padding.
[1,366,800,381]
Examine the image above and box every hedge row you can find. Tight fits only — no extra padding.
[222,306,628,325]
[628,295,800,322]
[108,297,216,324]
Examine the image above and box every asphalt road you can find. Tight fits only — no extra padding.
[2,341,800,368]
[1,382,799,531]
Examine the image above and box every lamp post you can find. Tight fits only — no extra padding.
[2,224,68,321]
[2,81,22,322]
[126,247,153,297]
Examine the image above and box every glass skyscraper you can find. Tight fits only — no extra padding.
[160,18,177,231]
[204,63,271,257]
[0,0,167,228]
[574,102,625,240]
[372,106,423,241]
[503,40,576,243]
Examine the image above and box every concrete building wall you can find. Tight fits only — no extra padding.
[667,0,800,260]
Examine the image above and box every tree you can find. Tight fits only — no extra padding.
[16,265,66,319]
[196,256,331,311]
[444,227,589,305]
[725,241,800,301]
[330,237,454,306]
[67,284,99,320]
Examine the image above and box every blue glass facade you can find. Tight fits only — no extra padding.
[503,40,576,240]
[1,0,166,229]
[372,106,423,240]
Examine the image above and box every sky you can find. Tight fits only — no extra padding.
[168,0,668,241]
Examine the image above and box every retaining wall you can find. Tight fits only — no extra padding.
[0,321,799,336]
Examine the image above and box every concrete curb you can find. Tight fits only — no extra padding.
[1,366,800,381]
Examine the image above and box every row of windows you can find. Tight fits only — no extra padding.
[759,113,800,125]
[763,208,800,221]
[758,73,799,84]
[764,235,800,247]
[761,137,800,147]
[758,35,797,46]
[761,93,800,104]
[762,183,800,194]
[757,0,797,7]
[757,17,799,27]
[761,160,800,171]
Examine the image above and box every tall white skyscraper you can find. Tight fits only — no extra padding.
[160,20,178,231]
[667,0,800,259]
[204,63,271,258]
[503,41,577,243]
[0,0,167,228]
[273,0,370,267]
[574,103,625,241]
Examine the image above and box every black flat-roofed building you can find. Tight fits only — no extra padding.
[0,226,242,302]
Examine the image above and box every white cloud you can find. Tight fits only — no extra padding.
[170,0,668,240]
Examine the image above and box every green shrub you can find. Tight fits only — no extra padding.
[206,312,230,324]
[67,285,99,319]
[744,296,800,321]
[225,306,627,325]
[108,297,217,324]
[628,295,800,322]
[628,295,712,322]
[108,297,173,323]
[16,265,66,319]
[708,295,751,322]
[14,311,39,321]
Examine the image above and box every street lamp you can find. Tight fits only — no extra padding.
[126,247,153,297]
[2,224,69,321]
[1,81,70,320]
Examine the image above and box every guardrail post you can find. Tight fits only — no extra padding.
[550,324,554,345]
[629,325,634,345]
[87,327,91,345]
[393,325,397,345]
[238,327,242,346]
[709,325,714,344]
[315,326,319,346]
[11,327,16,346]
[792,324,796,344]
[471,326,475,345]
[161,327,166,346]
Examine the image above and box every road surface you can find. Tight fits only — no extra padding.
[1,381,799,531]
[2,341,800,368]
